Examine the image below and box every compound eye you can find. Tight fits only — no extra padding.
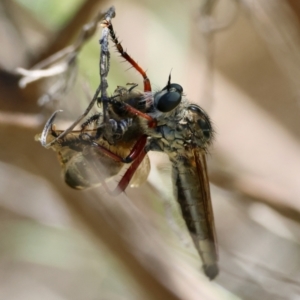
[154,83,183,112]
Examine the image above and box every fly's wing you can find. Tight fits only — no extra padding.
[193,149,218,256]
[172,148,218,279]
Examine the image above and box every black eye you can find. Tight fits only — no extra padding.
[154,83,183,112]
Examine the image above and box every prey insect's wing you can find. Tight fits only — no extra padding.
[37,128,122,189]
[173,148,218,279]
[36,128,151,190]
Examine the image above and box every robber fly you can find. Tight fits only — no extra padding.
[37,14,218,279]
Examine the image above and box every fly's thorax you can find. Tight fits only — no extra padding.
[148,100,213,152]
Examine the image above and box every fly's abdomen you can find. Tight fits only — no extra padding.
[172,156,218,279]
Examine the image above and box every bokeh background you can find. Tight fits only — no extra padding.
[1,0,300,299]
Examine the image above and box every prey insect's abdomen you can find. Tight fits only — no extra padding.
[172,151,218,279]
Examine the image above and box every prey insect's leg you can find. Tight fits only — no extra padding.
[41,10,114,149]
[81,114,102,131]
[103,20,151,92]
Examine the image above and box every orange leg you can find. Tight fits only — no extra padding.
[100,20,157,127]
[91,135,148,195]
[104,20,151,93]
[92,134,147,164]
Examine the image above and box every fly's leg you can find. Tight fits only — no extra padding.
[103,135,148,196]
[112,143,147,195]
[100,20,157,127]
[86,134,147,164]
[86,134,148,195]
[106,97,157,128]
[103,20,151,92]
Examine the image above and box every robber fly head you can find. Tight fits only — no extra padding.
[154,74,183,113]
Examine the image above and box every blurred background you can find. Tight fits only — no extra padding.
[1,0,300,299]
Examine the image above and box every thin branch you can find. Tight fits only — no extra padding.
[30,0,107,65]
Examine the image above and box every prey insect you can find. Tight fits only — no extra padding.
[37,9,219,279]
